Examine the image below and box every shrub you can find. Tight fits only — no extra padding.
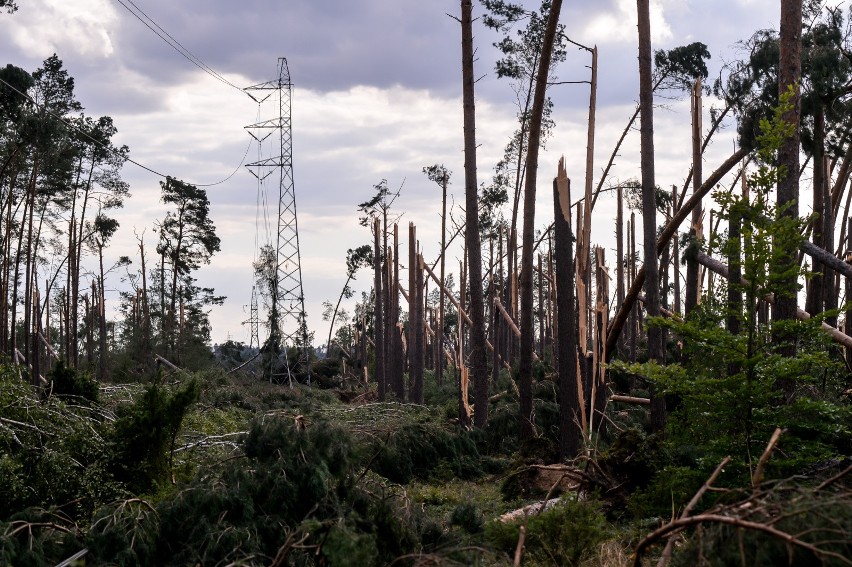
[109,375,200,493]
[48,360,99,403]
[485,498,610,566]
[372,423,483,484]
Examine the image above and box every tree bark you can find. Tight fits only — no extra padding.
[460,0,489,428]
[637,0,666,431]
[685,79,703,315]
[518,0,564,440]
[438,174,448,386]
[373,217,385,400]
[774,0,803,354]
[554,168,579,458]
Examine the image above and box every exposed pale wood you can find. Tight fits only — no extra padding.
[422,259,472,326]
[494,297,521,338]
[494,297,539,361]
[752,427,783,490]
[611,394,651,405]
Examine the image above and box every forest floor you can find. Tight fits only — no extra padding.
[0,363,849,566]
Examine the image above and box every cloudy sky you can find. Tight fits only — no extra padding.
[2,0,782,348]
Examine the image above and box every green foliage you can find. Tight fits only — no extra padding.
[372,423,484,484]
[653,42,711,90]
[109,375,200,493]
[610,88,850,519]
[485,498,610,566]
[48,360,99,402]
[450,502,484,534]
[0,365,123,522]
[86,418,426,566]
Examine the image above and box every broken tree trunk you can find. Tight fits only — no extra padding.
[373,217,386,401]
[685,79,703,316]
[605,147,749,359]
[553,162,580,458]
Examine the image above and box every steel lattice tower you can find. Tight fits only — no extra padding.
[245,58,308,353]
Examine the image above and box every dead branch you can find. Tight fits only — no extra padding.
[633,513,852,567]
[752,427,784,490]
[814,464,852,492]
[657,456,731,567]
[610,394,650,406]
[606,146,749,359]
[513,525,527,567]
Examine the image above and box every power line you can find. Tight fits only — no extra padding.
[0,75,251,187]
[112,0,246,95]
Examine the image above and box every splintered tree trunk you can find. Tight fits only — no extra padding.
[373,217,386,400]
[391,224,404,399]
[438,176,448,387]
[409,224,424,403]
[553,164,580,458]
[821,157,837,327]
[637,0,666,430]
[807,108,826,317]
[775,0,802,358]
[686,79,703,315]
[460,0,489,428]
[616,186,626,355]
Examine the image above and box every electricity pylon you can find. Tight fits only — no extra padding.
[245,58,310,383]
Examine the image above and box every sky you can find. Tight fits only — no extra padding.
[1,0,784,349]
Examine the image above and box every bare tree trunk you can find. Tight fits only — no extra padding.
[373,217,386,400]
[518,0,564,440]
[629,213,637,362]
[554,165,580,458]
[616,186,626,355]
[821,157,837,327]
[408,223,423,403]
[806,109,826,317]
[846,217,852,366]
[493,234,502,387]
[31,289,40,389]
[413,252,425,404]
[637,0,665,431]
[460,0,489,428]
[775,0,803,361]
[438,175,448,386]
[97,241,108,382]
[686,79,703,316]
[458,256,470,426]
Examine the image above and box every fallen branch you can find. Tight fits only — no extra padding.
[606,146,749,359]
[696,251,852,350]
[610,394,650,406]
[633,513,852,567]
[657,456,731,567]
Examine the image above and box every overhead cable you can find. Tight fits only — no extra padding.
[112,0,247,95]
[0,76,251,187]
